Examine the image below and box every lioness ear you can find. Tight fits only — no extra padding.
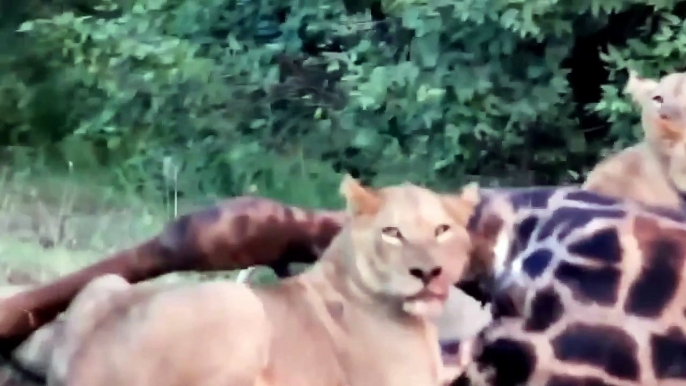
[340,174,382,216]
[441,182,481,225]
[625,69,659,106]
[458,182,480,208]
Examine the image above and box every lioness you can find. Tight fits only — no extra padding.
[584,69,686,210]
[42,175,479,386]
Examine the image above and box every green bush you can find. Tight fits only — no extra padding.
[1,0,686,206]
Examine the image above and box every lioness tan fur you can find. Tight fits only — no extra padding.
[41,176,480,386]
[584,70,686,209]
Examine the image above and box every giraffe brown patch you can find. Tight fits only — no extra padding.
[464,211,504,299]
[315,217,344,248]
[282,207,296,223]
[554,262,621,306]
[650,326,686,379]
[472,212,505,242]
[624,237,681,317]
[567,227,622,263]
[509,188,555,210]
[565,190,619,207]
[521,248,553,279]
[491,290,524,319]
[524,286,564,332]
[625,216,686,317]
[451,376,470,386]
[467,197,487,232]
[232,214,252,241]
[516,216,539,246]
[196,205,224,224]
[474,338,536,386]
[537,207,625,242]
[440,338,461,356]
[546,374,619,386]
[456,279,490,305]
[551,323,639,381]
[490,276,530,319]
[507,216,540,261]
[158,213,193,251]
[157,206,222,269]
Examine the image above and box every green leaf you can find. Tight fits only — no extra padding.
[352,129,377,148]
[17,21,35,32]
[411,31,440,69]
[249,119,267,129]
[500,8,519,29]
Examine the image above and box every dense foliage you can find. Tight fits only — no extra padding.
[1,0,686,208]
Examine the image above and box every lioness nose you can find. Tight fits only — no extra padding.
[409,266,442,284]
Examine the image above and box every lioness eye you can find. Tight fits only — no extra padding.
[653,95,664,103]
[381,226,403,239]
[435,224,451,237]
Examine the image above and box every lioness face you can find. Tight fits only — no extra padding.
[626,70,686,189]
[340,175,480,317]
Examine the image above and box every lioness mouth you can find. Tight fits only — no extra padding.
[407,289,448,303]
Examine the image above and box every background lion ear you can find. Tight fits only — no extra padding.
[625,69,659,105]
[339,174,382,216]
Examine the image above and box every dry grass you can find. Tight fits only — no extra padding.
[0,170,267,283]
[0,170,271,384]
[0,172,165,284]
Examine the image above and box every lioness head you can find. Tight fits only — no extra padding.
[625,69,686,189]
[339,175,480,318]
